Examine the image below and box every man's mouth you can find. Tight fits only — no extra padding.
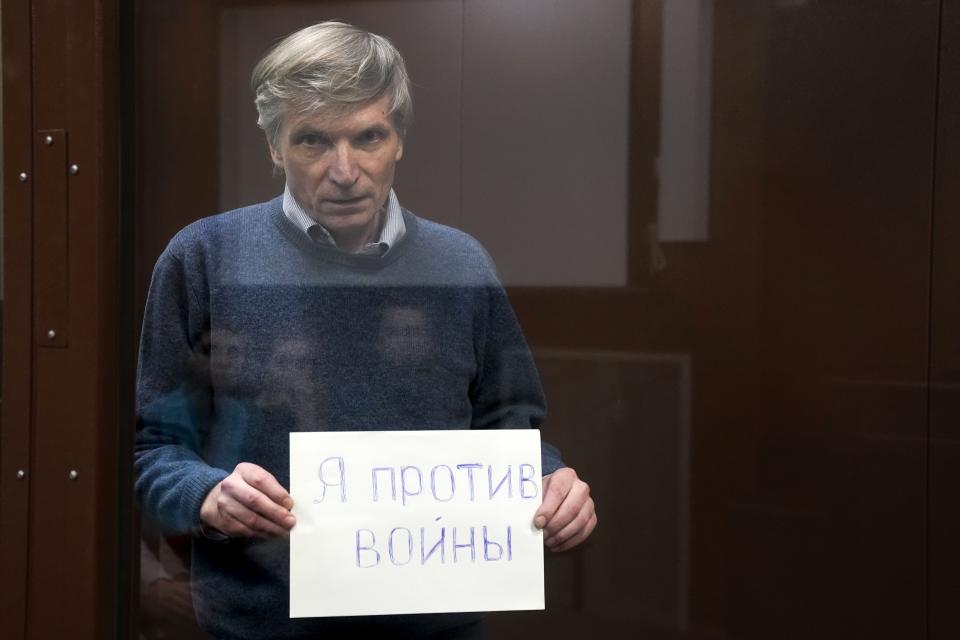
[323,195,371,212]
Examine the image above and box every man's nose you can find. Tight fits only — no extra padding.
[328,143,360,186]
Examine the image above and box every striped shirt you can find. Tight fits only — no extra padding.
[281,185,406,255]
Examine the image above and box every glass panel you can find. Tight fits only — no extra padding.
[131,1,938,638]
[1,1,4,398]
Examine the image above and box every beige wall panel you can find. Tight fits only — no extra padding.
[461,0,631,286]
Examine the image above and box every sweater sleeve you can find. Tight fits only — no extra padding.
[469,281,566,475]
[135,242,229,534]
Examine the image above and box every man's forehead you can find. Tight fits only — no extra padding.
[282,95,394,133]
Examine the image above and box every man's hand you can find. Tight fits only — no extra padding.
[199,462,296,538]
[533,467,597,552]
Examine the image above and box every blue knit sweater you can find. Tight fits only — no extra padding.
[135,196,564,639]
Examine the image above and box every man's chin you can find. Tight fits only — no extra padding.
[313,211,379,246]
[315,211,375,230]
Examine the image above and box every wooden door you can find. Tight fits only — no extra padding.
[0,1,124,639]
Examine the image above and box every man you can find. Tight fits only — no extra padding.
[136,21,596,639]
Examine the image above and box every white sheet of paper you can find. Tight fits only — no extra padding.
[289,430,545,618]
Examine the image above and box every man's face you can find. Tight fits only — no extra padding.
[269,94,403,249]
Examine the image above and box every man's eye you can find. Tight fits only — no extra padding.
[359,130,386,145]
[299,134,325,147]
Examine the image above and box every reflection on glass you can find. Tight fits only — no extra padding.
[131,0,953,637]
[135,16,599,640]
[139,533,204,639]
[1,6,4,402]
[218,0,632,287]
[379,307,430,365]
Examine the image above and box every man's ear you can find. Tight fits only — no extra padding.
[267,135,284,170]
[394,139,404,162]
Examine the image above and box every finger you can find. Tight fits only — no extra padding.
[552,513,598,552]
[217,479,293,536]
[545,496,595,547]
[541,481,590,539]
[236,463,294,510]
[221,502,290,538]
[215,510,256,538]
[534,468,575,529]
[220,473,296,530]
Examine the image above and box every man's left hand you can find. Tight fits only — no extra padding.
[533,467,597,552]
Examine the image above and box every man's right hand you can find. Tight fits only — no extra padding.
[199,462,296,538]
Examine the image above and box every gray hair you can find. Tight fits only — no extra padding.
[252,21,413,149]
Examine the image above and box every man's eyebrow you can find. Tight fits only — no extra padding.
[358,124,389,135]
[288,124,328,138]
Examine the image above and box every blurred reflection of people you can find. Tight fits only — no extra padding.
[256,337,322,432]
[135,21,596,640]
[379,306,429,365]
[139,535,206,640]
[138,328,249,467]
[137,328,248,639]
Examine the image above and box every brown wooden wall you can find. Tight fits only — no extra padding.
[1,0,120,638]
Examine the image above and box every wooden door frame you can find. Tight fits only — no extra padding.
[0,1,128,638]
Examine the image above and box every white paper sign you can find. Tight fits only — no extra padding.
[289,430,545,618]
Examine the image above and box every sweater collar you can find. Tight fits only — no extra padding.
[281,186,407,256]
[270,196,418,270]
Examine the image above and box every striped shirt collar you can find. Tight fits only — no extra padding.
[281,185,406,255]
